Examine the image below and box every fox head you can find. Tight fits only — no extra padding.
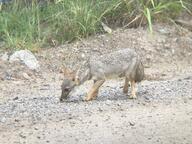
[60,78,76,102]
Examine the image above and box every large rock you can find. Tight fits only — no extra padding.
[9,50,40,70]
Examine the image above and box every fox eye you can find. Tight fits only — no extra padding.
[71,77,75,81]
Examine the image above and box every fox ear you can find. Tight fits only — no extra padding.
[75,77,80,85]
[60,65,76,80]
[71,77,75,81]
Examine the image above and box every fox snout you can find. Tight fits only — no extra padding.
[60,87,70,102]
[60,78,76,102]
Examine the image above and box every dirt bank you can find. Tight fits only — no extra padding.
[0,23,192,144]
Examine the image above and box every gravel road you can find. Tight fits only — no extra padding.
[1,75,192,144]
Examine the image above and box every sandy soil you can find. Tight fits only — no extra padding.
[0,23,192,144]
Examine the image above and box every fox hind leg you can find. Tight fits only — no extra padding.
[123,77,129,94]
[129,80,137,99]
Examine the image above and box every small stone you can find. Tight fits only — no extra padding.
[183,99,188,103]
[165,88,171,92]
[146,55,151,61]
[68,116,73,120]
[75,138,79,142]
[0,117,6,123]
[129,121,135,126]
[81,53,85,58]
[117,102,121,106]
[105,100,111,105]
[172,49,175,54]
[98,107,103,112]
[19,133,27,139]
[23,73,31,80]
[101,22,112,34]
[161,73,166,76]
[158,28,170,34]
[15,119,19,122]
[4,72,12,80]
[13,97,19,100]
[37,136,41,139]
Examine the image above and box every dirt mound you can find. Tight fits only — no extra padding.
[0,23,192,81]
[37,23,192,80]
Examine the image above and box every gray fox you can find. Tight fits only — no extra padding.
[60,48,144,102]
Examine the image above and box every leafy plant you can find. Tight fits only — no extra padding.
[121,0,188,33]
[0,0,191,50]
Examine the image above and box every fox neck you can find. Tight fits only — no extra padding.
[75,68,91,85]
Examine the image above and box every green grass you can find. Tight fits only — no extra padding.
[0,0,191,50]
[112,0,190,32]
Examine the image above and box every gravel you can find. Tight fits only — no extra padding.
[1,75,192,126]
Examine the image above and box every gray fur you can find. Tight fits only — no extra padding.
[60,48,144,101]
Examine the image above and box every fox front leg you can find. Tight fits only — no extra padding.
[85,80,105,101]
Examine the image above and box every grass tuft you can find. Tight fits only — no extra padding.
[0,0,191,50]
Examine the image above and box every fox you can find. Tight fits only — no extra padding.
[60,48,144,102]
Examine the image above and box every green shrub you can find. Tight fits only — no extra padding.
[0,0,191,50]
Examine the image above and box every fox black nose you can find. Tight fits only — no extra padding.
[60,97,64,102]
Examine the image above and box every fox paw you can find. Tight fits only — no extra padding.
[129,95,137,99]
[85,96,96,101]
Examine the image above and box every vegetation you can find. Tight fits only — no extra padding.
[0,0,191,50]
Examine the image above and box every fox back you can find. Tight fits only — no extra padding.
[76,48,144,84]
